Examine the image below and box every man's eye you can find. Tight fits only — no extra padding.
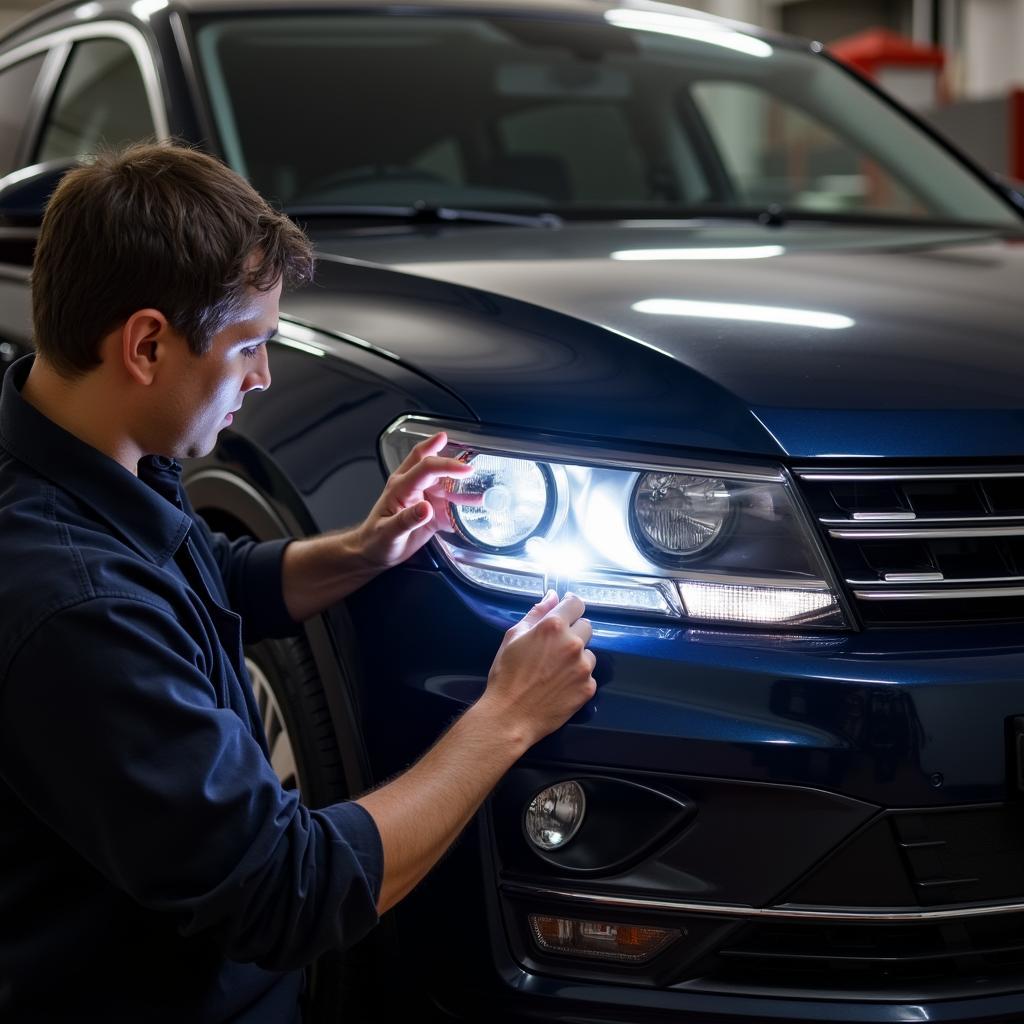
[241,344,264,360]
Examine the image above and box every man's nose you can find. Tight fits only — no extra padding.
[243,348,272,393]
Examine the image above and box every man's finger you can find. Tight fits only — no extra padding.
[443,491,485,507]
[394,456,474,495]
[517,590,558,630]
[394,432,448,475]
[542,592,586,628]
[570,617,593,647]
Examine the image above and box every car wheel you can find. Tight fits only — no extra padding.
[244,634,377,1022]
[244,634,348,808]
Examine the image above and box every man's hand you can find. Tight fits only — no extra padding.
[476,590,596,749]
[354,431,481,572]
[281,431,485,621]
[356,590,595,913]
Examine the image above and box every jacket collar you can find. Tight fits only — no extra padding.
[0,355,192,566]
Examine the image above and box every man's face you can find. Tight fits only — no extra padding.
[156,277,281,460]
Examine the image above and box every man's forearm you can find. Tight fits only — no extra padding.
[355,699,530,914]
[281,530,380,622]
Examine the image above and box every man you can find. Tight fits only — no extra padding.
[0,143,596,1022]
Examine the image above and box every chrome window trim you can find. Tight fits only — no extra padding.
[504,883,1024,923]
[0,21,169,142]
[13,41,68,168]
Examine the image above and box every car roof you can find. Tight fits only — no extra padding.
[1,0,804,52]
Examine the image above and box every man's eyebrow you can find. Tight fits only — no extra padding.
[240,326,279,346]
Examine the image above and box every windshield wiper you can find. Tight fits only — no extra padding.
[285,200,562,229]
[688,204,1023,232]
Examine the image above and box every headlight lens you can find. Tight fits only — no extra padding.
[381,417,848,629]
[450,453,552,552]
[632,473,732,560]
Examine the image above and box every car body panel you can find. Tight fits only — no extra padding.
[295,223,1024,459]
[4,1,1024,1021]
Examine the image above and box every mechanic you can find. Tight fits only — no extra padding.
[0,143,597,1022]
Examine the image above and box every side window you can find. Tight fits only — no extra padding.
[37,39,154,162]
[0,54,46,176]
[691,81,921,215]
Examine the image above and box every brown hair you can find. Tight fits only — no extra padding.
[31,142,314,377]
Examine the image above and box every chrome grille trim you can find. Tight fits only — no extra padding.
[855,587,1024,601]
[502,883,1024,922]
[822,515,1024,526]
[796,466,1024,620]
[848,575,1024,587]
[798,471,1024,482]
[830,526,1024,540]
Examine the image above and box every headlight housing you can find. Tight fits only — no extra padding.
[381,417,849,629]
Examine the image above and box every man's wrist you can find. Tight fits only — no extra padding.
[331,526,380,580]
[459,695,534,763]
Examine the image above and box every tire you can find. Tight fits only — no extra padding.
[245,633,383,1022]
[244,634,349,809]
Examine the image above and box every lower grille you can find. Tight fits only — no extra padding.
[796,467,1024,625]
[708,914,1024,998]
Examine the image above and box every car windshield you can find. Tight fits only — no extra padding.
[194,9,1020,227]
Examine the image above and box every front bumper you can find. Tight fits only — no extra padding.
[346,563,1024,1023]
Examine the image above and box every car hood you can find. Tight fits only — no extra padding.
[287,221,1024,460]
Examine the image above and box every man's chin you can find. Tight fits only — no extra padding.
[184,437,218,460]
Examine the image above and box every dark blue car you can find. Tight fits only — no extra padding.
[2,1,1024,1021]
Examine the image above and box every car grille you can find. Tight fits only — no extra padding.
[795,467,1024,625]
[707,913,1024,999]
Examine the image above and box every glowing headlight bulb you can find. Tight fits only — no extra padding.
[526,537,585,599]
[483,484,512,514]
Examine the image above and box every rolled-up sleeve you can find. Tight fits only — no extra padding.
[0,596,382,971]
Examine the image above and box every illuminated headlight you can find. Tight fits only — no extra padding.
[524,781,586,850]
[449,453,553,552]
[380,417,849,630]
[632,473,732,560]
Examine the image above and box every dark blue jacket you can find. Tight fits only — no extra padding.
[0,357,382,1022]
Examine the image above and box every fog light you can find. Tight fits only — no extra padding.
[529,914,680,963]
[524,781,585,850]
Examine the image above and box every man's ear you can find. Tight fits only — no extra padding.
[120,309,173,386]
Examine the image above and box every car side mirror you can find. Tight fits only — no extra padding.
[0,159,79,224]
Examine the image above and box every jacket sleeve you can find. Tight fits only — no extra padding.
[0,596,382,971]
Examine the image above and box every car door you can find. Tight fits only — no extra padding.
[0,23,165,377]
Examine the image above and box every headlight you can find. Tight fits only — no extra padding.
[631,473,733,560]
[381,417,849,629]
[450,453,553,553]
